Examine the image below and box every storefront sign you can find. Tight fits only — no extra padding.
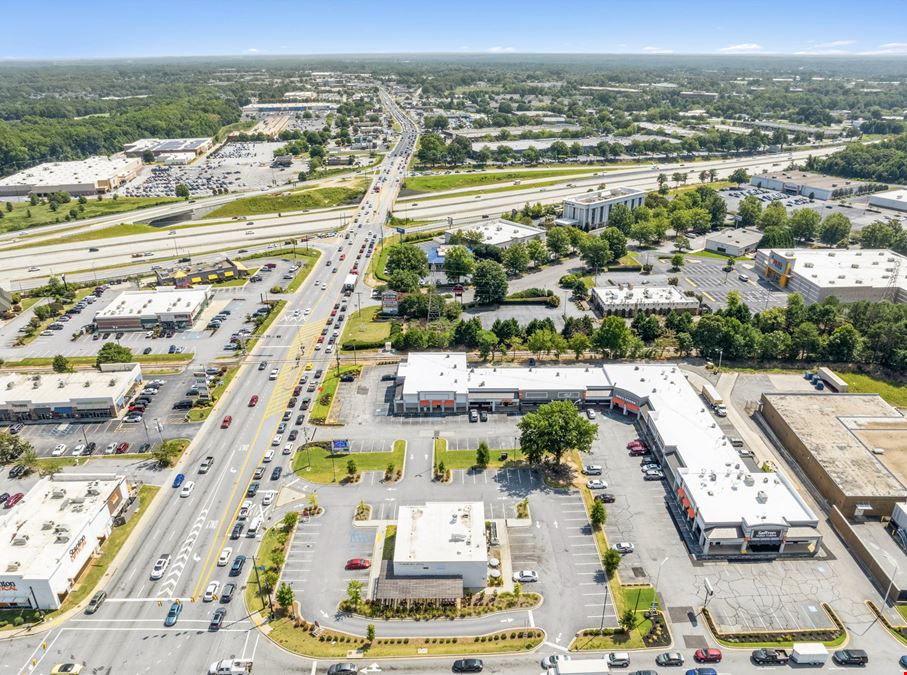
[69,535,87,562]
[750,528,783,540]
[0,581,17,592]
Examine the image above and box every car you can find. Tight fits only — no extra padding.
[4,492,22,509]
[229,554,247,577]
[595,493,616,503]
[271,466,283,480]
[71,444,87,456]
[608,652,630,667]
[326,664,359,675]
[209,607,227,631]
[541,654,571,669]
[452,659,483,673]
[179,481,195,497]
[164,601,182,626]
[8,464,26,479]
[221,416,232,429]
[143,347,152,355]
[253,466,265,479]
[586,408,597,420]
[479,409,488,422]
[833,649,868,666]
[258,361,268,371]
[282,410,292,422]
[238,500,252,519]
[641,463,661,472]
[345,558,371,570]
[8,423,24,435]
[115,442,129,454]
[52,443,67,456]
[613,542,635,554]
[694,648,722,663]
[262,490,275,506]
[644,469,665,481]
[656,652,685,666]
[172,473,185,488]
[587,479,607,489]
[249,395,259,407]
[220,583,236,603]
[468,409,479,422]
[582,465,603,475]
[288,430,298,441]
[150,554,171,580]
[684,670,717,675]
[512,569,539,582]
[738,273,750,282]
[203,580,220,602]
[85,590,107,615]
[231,523,244,540]
[50,665,83,675]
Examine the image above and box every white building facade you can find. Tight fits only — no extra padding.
[557,187,645,230]
[590,285,699,316]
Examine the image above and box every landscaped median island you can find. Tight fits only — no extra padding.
[340,305,393,350]
[401,167,606,194]
[187,365,239,421]
[205,182,367,219]
[339,586,541,620]
[307,364,361,424]
[292,435,404,484]
[433,438,521,480]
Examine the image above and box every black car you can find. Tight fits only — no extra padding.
[172,399,193,410]
[209,607,226,631]
[230,523,243,540]
[282,411,292,422]
[288,397,297,408]
[246,482,259,497]
[0,493,9,507]
[595,493,616,504]
[327,665,358,675]
[380,373,396,382]
[452,659,483,673]
[220,583,235,603]
[300,398,311,410]
[85,590,107,615]
[833,649,869,666]
[288,430,299,441]
[258,361,268,371]
[314,369,323,379]
[143,347,152,355]
[339,374,355,382]
[271,466,283,480]
[479,410,488,422]
[229,555,246,577]
[8,464,26,479]
[296,414,306,425]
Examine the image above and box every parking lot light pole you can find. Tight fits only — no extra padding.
[598,582,611,633]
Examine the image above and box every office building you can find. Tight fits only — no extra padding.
[93,286,211,332]
[704,228,763,257]
[556,187,646,230]
[444,219,544,249]
[590,285,699,316]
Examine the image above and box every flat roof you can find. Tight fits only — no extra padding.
[374,562,463,601]
[394,502,486,564]
[869,188,907,205]
[754,171,860,191]
[762,248,907,292]
[95,286,210,320]
[0,474,126,578]
[125,138,211,154]
[566,186,645,206]
[449,219,543,246]
[763,393,907,499]
[705,227,763,248]
[0,157,140,188]
[0,365,140,406]
[591,285,698,307]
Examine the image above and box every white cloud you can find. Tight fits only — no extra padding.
[246,48,259,53]
[860,42,907,55]
[486,46,515,53]
[641,46,673,54]
[814,39,855,49]
[718,43,762,53]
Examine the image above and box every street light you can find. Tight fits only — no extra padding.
[717,348,724,371]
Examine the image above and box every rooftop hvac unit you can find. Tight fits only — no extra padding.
[744,475,755,486]
[12,536,29,546]
[55,533,71,543]
[852,264,860,268]
[42,521,55,530]
[55,524,70,533]
[6,562,20,571]
[58,380,65,388]
[87,487,100,496]
[756,490,768,503]
[51,488,66,499]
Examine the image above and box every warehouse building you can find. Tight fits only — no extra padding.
[123,138,213,159]
[749,171,859,201]
[0,157,142,198]
[0,474,129,610]
[93,286,211,332]
[704,227,763,257]
[242,102,338,114]
[753,248,907,304]
[556,187,646,230]
[393,354,820,558]
[868,188,907,212]
[760,393,907,518]
[444,219,544,249]
[0,364,142,423]
[590,285,699,316]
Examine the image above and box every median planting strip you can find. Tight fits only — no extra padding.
[292,437,404,484]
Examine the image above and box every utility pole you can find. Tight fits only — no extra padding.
[355,291,363,319]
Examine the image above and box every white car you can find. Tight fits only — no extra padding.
[612,542,635,554]
[303,307,311,315]
[238,500,252,519]
[179,481,195,498]
[271,435,281,447]
[71,444,87,456]
[586,479,608,490]
[283,442,294,455]
[52,444,67,457]
[512,569,539,583]
[582,465,603,476]
[105,442,117,454]
[541,655,571,669]
[262,491,275,506]
[264,449,275,463]
[150,554,170,580]
[203,580,220,602]
[217,547,233,566]
[586,409,596,420]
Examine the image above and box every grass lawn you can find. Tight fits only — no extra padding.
[368,234,402,282]
[186,366,240,421]
[215,119,255,142]
[284,251,321,293]
[16,296,41,312]
[206,183,366,219]
[689,249,738,260]
[340,305,391,346]
[292,436,404,484]
[253,300,287,338]
[840,372,907,407]
[244,524,285,615]
[665,180,736,196]
[433,438,521,471]
[382,525,397,560]
[210,267,258,288]
[1,352,194,369]
[0,197,181,235]
[307,364,361,422]
[402,168,605,193]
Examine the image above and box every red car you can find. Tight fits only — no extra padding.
[345,558,371,570]
[248,395,259,407]
[4,492,23,509]
[627,439,647,450]
[293,385,302,397]
[221,416,232,429]
[339,254,346,261]
[694,648,722,663]
[330,309,337,317]
[115,442,129,454]
[629,447,649,457]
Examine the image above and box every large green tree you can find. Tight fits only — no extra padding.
[819,213,852,245]
[736,195,762,227]
[442,245,475,282]
[501,243,531,275]
[789,208,821,242]
[472,260,508,305]
[517,400,598,465]
[96,342,133,367]
[546,227,572,258]
[580,238,612,271]
[386,244,429,277]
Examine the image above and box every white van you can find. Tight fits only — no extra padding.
[247,515,263,537]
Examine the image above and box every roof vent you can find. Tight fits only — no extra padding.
[756,490,768,503]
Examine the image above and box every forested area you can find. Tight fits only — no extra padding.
[807,133,907,184]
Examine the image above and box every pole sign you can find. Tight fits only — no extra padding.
[396,227,406,234]
[331,439,349,452]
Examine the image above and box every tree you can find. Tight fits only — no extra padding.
[737,195,762,227]
[276,583,295,610]
[619,609,638,633]
[526,238,548,267]
[569,333,591,360]
[0,433,33,464]
[517,400,598,465]
[442,245,475,282]
[674,235,690,251]
[789,208,821,242]
[472,260,508,305]
[141,149,155,164]
[825,323,861,362]
[603,548,622,577]
[600,227,628,259]
[792,321,822,359]
[346,580,363,605]
[593,316,632,357]
[728,168,750,185]
[476,442,490,468]
[346,459,358,478]
[95,342,133,367]
[631,313,663,343]
[670,253,685,270]
[546,227,572,258]
[580,238,612,272]
[386,244,428,277]
[759,330,792,360]
[174,183,190,198]
[819,213,852,245]
[757,201,788,230]
[388,269,420,293]
[501,243,530,275]
[476,330,499,360]
[607,203,634,234]
[366,623,376,643]
[656,173,668,190]
[590,500,606,530]
[52,354,71,373]
[152,440,182,467]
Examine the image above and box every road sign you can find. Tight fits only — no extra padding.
[332,439,350,451]
[396,227,406,234]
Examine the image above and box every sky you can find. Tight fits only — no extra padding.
[4,0,907,60]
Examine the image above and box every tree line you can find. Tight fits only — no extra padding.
[806,133,907,184]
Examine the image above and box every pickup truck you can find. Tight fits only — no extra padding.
[208,659,253,675]
[751,648,789,665]
[199,456,215,474]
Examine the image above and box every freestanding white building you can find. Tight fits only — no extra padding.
[556,187,645,230]
[393,502,487,588]
[0,474,129,610]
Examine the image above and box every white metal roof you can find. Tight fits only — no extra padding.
[394,502,486,564]
[766,248,907,292]
[0,157,140,189]
[0,365,140,406]
[449,219,543,246]
[94,286,210,320]
[591,285,698,308]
